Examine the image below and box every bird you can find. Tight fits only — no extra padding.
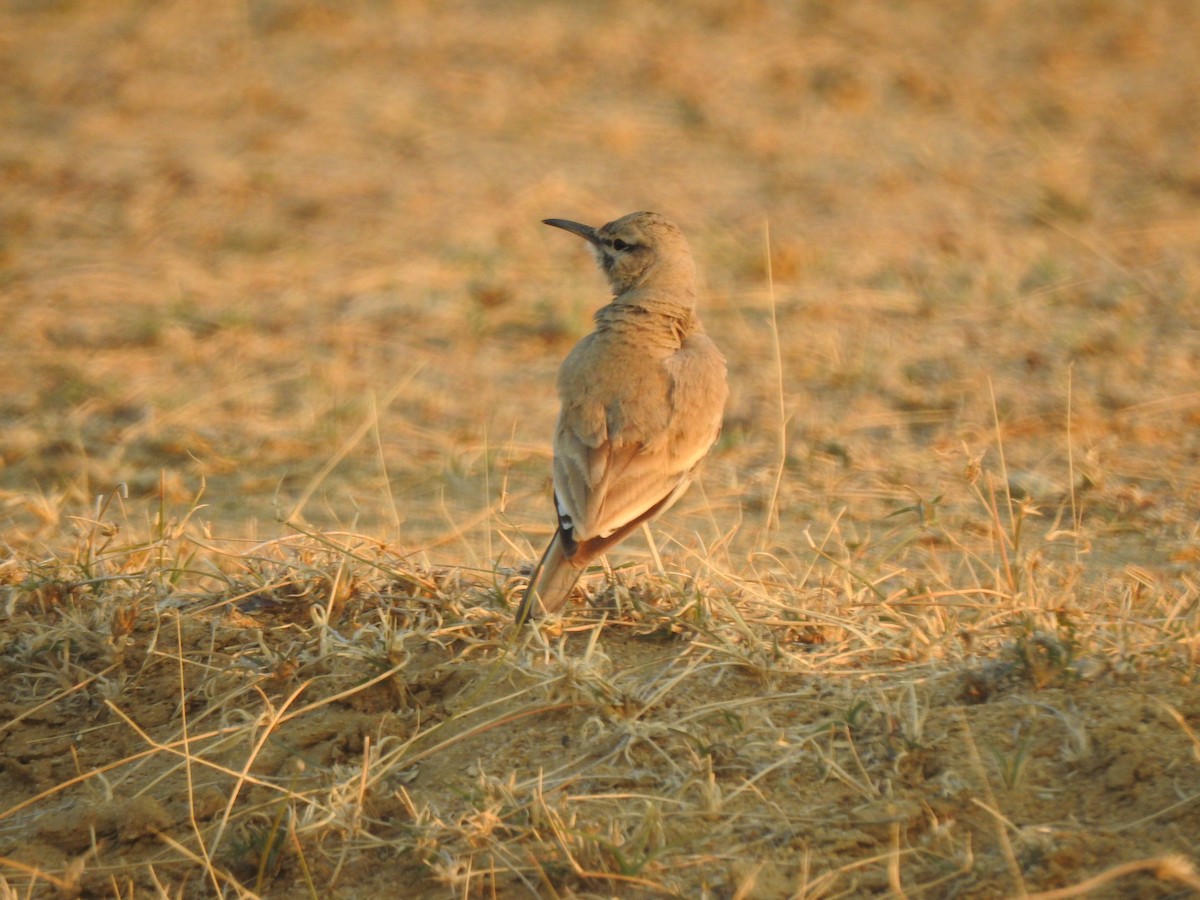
[516,211,728,623]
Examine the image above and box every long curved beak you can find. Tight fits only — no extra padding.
[543,218,601,246]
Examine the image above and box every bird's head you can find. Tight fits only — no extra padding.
[543,211,695,299]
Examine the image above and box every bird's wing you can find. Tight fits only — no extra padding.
[664,332,728,467]
[553,432,688,542]
[554,400,719,554]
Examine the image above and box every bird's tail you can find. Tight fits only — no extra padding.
[516,530,584,624]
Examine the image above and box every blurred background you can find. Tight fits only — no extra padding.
[2,0,1198,568]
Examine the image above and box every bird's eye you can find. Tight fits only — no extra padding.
[612,238,630,251]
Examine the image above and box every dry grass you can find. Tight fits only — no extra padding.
[2,0,1200,897]
[2,484,1198,897]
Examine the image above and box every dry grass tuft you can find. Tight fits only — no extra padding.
[1,464,1197,895]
